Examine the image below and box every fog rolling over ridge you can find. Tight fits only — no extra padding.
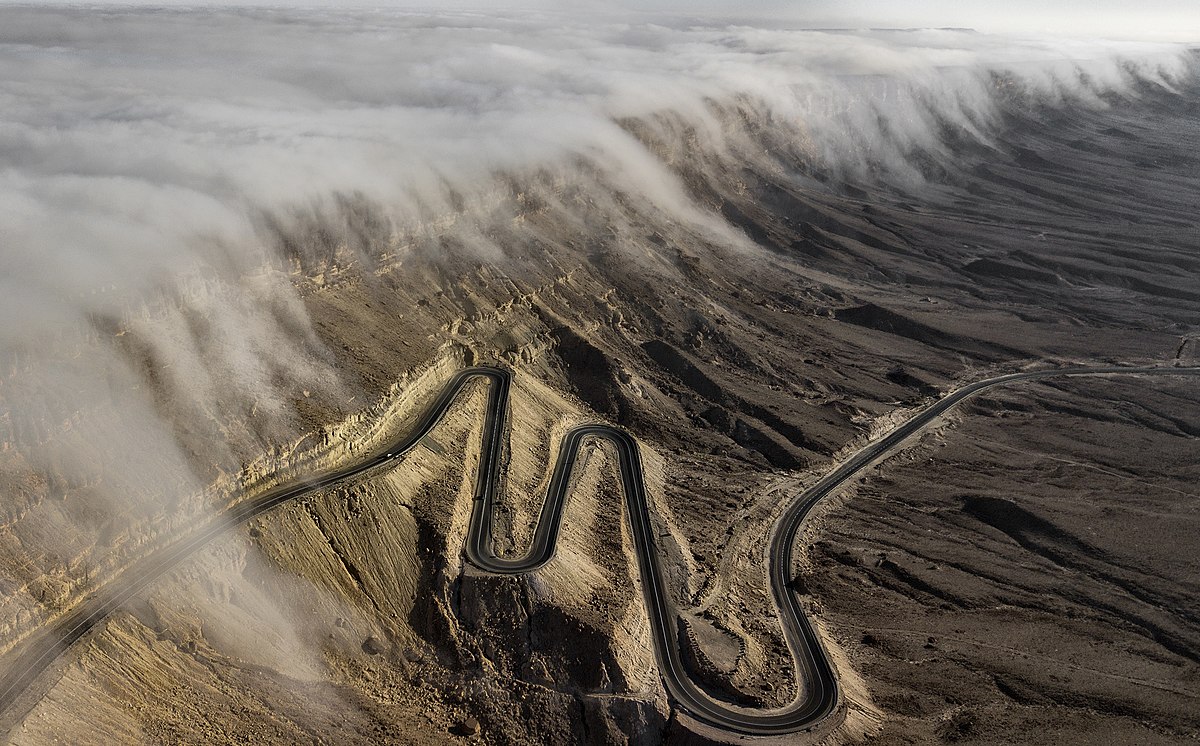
[0,6,1198,738]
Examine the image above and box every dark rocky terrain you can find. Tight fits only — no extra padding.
[1,41,1198,746]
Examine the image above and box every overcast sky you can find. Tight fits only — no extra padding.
[718,0,1198,40]
[2,1,1195,41]
[0,0,1194,41]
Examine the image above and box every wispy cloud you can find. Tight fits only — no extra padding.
[0,7,1191,624]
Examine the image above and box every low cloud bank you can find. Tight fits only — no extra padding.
[0,6,1192,607]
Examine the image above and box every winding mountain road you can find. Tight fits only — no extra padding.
[0,363,1196,736]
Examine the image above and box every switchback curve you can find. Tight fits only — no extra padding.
[0,364,1197,736]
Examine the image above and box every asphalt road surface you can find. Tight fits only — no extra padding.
[0,364,1196,736]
